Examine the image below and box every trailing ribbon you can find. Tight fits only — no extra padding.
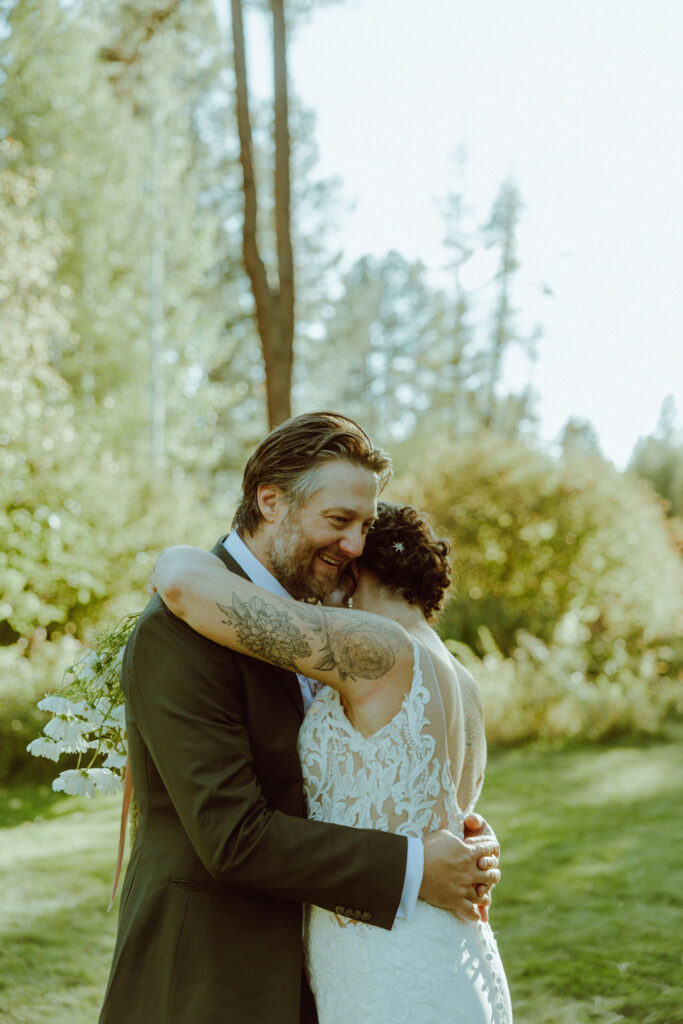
[107,754,134,912]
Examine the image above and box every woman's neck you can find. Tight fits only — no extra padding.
[362,590,426,633]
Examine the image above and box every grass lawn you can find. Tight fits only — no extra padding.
[1,731,682,1024]
[478,730,683,1024]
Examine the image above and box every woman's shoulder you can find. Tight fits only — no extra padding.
[412,633,476,686]
[412,635,484,725]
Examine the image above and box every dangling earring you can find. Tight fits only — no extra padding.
[346,597,354,609]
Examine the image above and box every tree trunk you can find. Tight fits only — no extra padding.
[270,0,295,424]
[230,0,294,429]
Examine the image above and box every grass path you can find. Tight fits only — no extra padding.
[1,733,682,1023]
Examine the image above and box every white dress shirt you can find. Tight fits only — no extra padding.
[223,530,423,921]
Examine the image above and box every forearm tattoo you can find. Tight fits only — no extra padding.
[217,595,312,671]
[216,595,408,682]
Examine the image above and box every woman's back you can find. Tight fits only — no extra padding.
[299,637,511,1024]
[299,636,484,841]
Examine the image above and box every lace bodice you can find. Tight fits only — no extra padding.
[298,638,512,1024]
[298,638,486,841]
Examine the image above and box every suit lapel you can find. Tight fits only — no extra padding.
[211,538,305,720]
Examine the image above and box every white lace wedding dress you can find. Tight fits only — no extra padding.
[298,638,512,1024]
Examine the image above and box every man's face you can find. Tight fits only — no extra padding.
[266,460,379,601]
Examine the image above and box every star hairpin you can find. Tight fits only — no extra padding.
[392,541,405,553]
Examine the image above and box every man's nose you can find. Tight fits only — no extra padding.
[337,525,364,559]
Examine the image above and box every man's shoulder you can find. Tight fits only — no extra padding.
[129,593,277,676]
[134,593,176,635]
[132,537,230,636]
[130,594,230,661]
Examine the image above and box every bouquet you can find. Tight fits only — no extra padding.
[27,614,139,797]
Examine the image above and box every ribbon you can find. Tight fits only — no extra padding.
[107,754,134,912]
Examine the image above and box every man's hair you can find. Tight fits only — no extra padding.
[232,411,392,536]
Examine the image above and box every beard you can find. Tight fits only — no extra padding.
[268,513,335,602]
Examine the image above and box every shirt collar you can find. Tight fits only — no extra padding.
[223,529,291,598]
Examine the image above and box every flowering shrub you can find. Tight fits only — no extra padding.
[27,615,137,796]
[393,433,683,674]
[448,626,683,745]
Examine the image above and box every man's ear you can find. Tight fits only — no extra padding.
[256,483,286,524]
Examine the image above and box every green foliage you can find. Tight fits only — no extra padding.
[1,0,681,767]
[448,630,682,746]
[299,252,453,439]
[629,395,683,519]
[0,782,68,829]
[0,0,263,479]
[394,433,683,666]
[0,10,211,639]
[0,460,222,784]
[0,138,89,634]
[300,171,540,446]
[0,637,79,783]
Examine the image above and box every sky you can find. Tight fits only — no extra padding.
[233,0,683,466]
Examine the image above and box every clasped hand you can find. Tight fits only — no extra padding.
[420,814,501,923]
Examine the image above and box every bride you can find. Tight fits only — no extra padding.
[150,501,512,1024]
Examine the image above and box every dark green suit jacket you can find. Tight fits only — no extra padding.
[99,540,407,1024]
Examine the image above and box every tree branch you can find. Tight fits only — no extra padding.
[99,1,183,66]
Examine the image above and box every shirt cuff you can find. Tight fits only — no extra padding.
[395,836,423,921]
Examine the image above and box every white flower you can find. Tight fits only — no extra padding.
[38,695,90,717]
[53,767,122,798]
[53,769,94,797]
[28,732,92,758]
[80,698,109,726]
[109,703,126,728]
[26,737,64,763]
[102,750,127,771]
[87,697,125,728]
[79,650,102,683]
[44,715,91,746]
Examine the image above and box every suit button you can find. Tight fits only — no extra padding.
[352,909,363,920]
[344,907,354,917]
[361,911,373,922]
[334,906,345,915]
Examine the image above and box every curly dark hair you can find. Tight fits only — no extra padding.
[359,502,452,621]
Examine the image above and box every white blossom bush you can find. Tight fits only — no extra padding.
[27,615,138,797]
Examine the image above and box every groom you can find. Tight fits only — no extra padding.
[99,411,500,1024]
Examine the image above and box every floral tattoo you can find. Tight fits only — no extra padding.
[310,612,405,682]
[216,596,407,683]
[217,595,312,670]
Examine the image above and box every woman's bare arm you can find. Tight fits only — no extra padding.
[149,546,413,706]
